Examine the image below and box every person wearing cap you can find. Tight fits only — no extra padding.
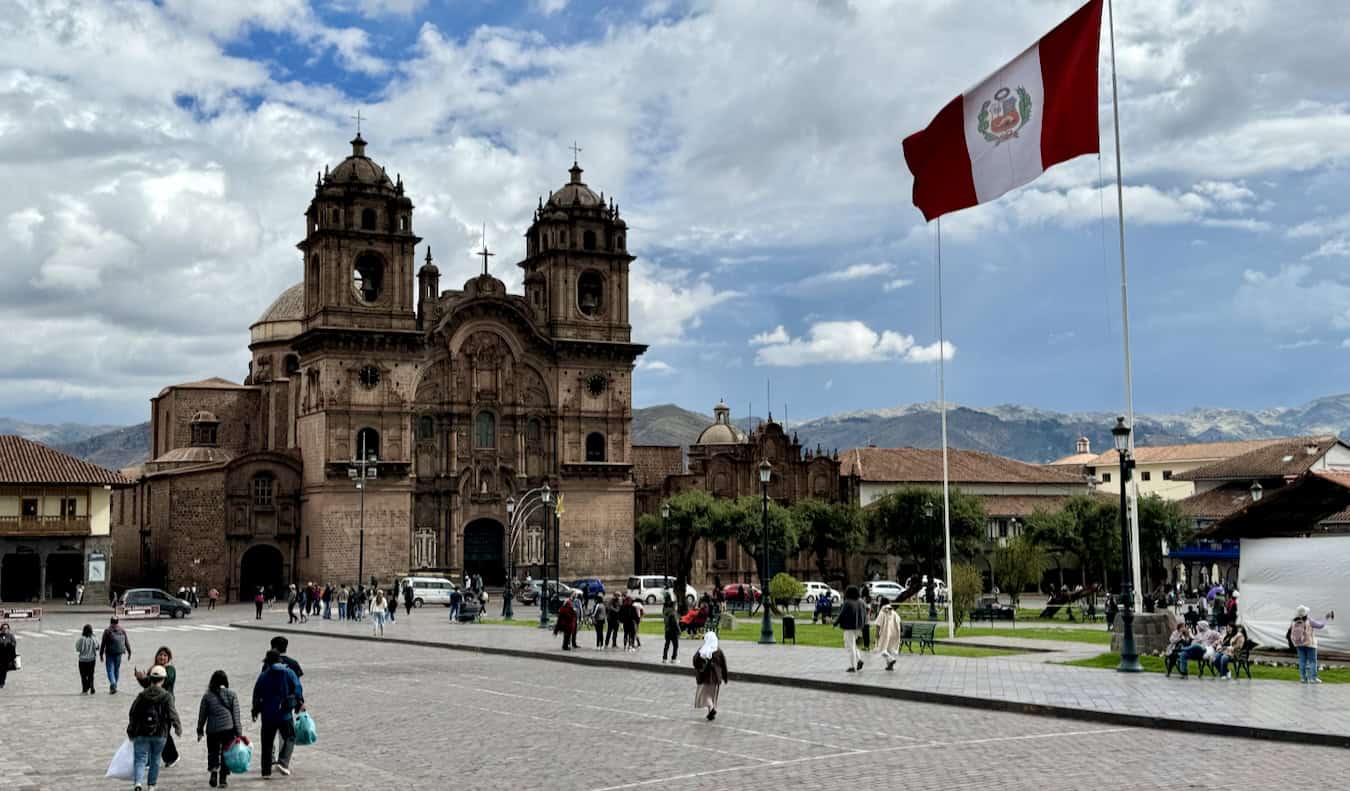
[1288,605,1335,683]
[252,649,304,778]
[100,616,132,694]
[127,664,182,791]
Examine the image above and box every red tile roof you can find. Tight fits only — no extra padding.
[842,447,1088,485]
[1084,438,1287,467]
[1173,436,1340,481]
[1178,483,1262,521]
[0,435,132,486]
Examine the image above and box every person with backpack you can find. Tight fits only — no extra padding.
[100,616,132,694]
[76,624,99,694]
[252,649,304,778]
[197,670,242,788]
[833,586,867,672]
[662,593,680,662]
[127,664,181,791]
[590,596,606,649]
[1287,605,1335,683]
[135,647,179,767]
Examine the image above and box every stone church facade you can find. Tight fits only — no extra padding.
[113,136,644,599]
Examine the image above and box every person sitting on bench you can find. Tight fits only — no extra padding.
[1164,622,1192,677]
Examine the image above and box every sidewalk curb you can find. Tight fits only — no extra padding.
[233,623,1350,750]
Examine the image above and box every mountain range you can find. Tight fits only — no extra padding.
[9,393,1350,472]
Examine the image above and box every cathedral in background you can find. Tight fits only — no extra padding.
[112,136,645,599]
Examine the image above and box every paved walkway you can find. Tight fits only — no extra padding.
[234,610,1350,748]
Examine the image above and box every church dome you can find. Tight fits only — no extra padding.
[546,163,603,209]
[151,446,233,466]
[696,401,747,445]
[327,134,394,189]
[255,282,304,325]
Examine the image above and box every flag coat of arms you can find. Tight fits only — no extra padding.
[902,0,1103,221]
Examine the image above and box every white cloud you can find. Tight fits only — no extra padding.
[824,379,833,390]
[749,325,790,346]
[636,359,674,374]
[752,321,954,367]
[883,278,913,292]
[1236,265,1350,333]
[1307,238,1350,259]
[629,261,740,346]
[534,0,570,15]
[1276,339,1322,350]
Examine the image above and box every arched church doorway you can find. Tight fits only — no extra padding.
[239,544,286,603]
[463,519,505,586]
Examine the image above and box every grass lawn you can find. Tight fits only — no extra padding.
[1062,652,1350,683]
[953,626,1111,645]
[480,617,1019,658]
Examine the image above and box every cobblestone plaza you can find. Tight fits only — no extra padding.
[2,605,1348,790]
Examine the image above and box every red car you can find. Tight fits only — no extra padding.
[721,583,761,602]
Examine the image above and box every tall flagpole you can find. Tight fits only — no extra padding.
[1107,0,1142,607]
[937,217,955,640]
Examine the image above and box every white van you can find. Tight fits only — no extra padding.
[400,576,458,607]
[803,581,841,604]
[627,575,699,607]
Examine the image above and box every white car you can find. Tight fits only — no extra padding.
[866,580,906,601]
[802,581,841,604]
[627,575,699,607]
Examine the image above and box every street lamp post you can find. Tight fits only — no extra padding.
[504,496,517,620]
[923,500,937,621]
[661,502,671,583]
[1112,417,1143,672]
[758,460,775,645]
[539,484,553,629]
[347,436,379,588]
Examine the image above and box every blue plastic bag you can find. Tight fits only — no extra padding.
[223,737,252,774]
[294,712,317,746]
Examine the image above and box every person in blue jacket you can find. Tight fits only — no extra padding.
[251,649,304,778]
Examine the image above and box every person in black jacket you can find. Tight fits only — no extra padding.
[266,636,304,679]
[833,586,867,672]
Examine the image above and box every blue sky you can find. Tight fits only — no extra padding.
[4,0,1350,426]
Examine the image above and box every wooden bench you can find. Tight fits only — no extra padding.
[901,622,936,655]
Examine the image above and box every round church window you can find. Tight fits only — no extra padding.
[585,372,607,397]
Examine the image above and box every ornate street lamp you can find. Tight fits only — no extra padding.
[1112,416,1142,672]
[923,499,937,621]
[538,483,553,629]
[347,440,378,589]
[504,496,516,620]
[758,460,775,645]
[661,502,671,584]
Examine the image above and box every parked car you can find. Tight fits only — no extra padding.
[865,580,906,602]
[399,576,458,608]
[721,582,761,603]
[803,581,841,604]
[121,588,192,618]
[518,580,576,606]
[905,576,949,603]
[570,578,606,597]
[627,575,698,607]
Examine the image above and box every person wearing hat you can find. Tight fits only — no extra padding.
[127,664,182,791]
[100,616,132,694]
[1288,605,1335,683]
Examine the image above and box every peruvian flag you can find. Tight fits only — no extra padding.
[902,0,1103,222]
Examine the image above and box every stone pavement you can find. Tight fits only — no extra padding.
[4,607,1350,790]
[233,605,1350,747]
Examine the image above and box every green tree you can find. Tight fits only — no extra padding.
[792,499,864,584]
[635,489,723,611]
[950,563,983,630]
[769,572,806,605]
[1023,495,1118,589]
[865,486,985,603]
[1137,494,1192,591]
[990,535,1048,608]
[717,496,798,585]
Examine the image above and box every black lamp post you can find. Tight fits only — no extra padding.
[923,500,937,621]
[1112,417,1142,672]
[348,439,378,589]
[661,502,671,584]
[538,483,552,629]
[504,496,516,620]
[758,460,775,645]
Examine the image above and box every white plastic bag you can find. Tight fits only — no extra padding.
[106,739,134,780]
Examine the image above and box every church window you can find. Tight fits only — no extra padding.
[585,432,606,462]
[577,270,604,317]
[284,355,300,376]
[616,234,624,251]
[527,418,542,443]
[253,475,274,506]
[358,365,381,389]
[191,421,218,447]
[361,208,378,230]
[418,415,435,440]
[354,252,384,303]
[585,373,607,397]
[714,541,728,562]
[583,229,596,250]
[475,412,496,449]
[399,214,409,231]
[356,427,380,460]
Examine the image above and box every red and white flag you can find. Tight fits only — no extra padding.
[902,0,1103,222]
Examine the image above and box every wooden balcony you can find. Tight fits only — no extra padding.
[0,515,92,536]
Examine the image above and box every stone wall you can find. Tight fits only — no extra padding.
[306,488,411,586]
[555,477,634,585]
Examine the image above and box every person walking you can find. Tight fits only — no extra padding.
[135,646,179,767]
[872,598,902,671]
[590,596,606,649]
[207,588,218,611]
[554,598,577,651]
[386,583,398,623]
[662,594,680,662]
[0,623,16,690]
[619,596,640,652]
[197,670,241,788]
[403,581,415,616]
[322,583,332,620]
[267,636,304,679]
[337,585,349,621]
[449,586,462,623]
[254,587,265,620]
[371,590,388,637]
[568,592,582,649]
[252,649,304,779]
[76,624,99,694]
[692,632,727,722]
[1288,605,1334,683]
[834,585,867,672]
[100,616,132,694]
[286,585,299,624]
[127,664,181,791]
[605,593,621,648]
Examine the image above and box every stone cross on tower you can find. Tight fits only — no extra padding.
[570,141,582,163]
[352,110,365,135]
[477,224,494,276]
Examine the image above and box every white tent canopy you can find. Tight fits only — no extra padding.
[1238,536,1346,654]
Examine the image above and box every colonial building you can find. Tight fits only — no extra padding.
[1052,437,1291,501]
[1,436,129,603]
[633,403,850,587]
[113,137,644,599]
